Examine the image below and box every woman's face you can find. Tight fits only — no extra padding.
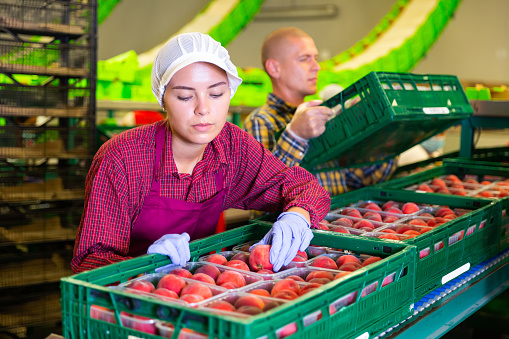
[163,62,230,149]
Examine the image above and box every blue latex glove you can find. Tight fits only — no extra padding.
[147,233,190,266]
[250,212,313,272]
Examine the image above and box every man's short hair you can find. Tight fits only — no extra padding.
[261,27,311,72]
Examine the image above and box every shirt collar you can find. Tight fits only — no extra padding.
[267,93,297,117]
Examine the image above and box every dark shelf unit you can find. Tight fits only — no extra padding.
[0,0,97,337]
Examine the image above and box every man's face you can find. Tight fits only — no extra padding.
[278,36,320,99]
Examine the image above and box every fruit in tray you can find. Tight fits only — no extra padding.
[412,174,509,198]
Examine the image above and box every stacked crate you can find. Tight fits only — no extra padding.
[0,0,97,337]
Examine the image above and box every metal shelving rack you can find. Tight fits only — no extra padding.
[0,0,97,337]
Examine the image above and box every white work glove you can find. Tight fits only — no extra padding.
[251,212,313,272]
[147,233,190,266]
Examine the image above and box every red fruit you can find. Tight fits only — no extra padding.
[206,254,228,266]
[427,217,446,227]
[271,279,301,297]
[237,305,263,315]
[417,184,434,193]
[332,226,351,234]
[419,227,433,234]
[285,275,305,282]
[382,201,399,210]
[152,288,179,300]
[380,228,397,234]
[450,182,465,189]
[435,187,451,194]
[291,256,306,263]
[332,217,354,227]
[361,202,382,211]
[226,260,250,271]
[299,283,322,296]
[363,211,382,222]
[169,268,193,279]
[336,254,361,266]
[498,191,509,198]
[445,174,461,182]
[420,213,433,218]
[333,271,351,280]
[210,300,236,312]
[194,264,221,280]
[216,270,246,288]
[273,290,299,300]
[234,295,265,309]
[249,245,273,271]
[231,252,250,264]
[408,219,428,226]
[338,262,362,271]
[156,275,185,295]
[479,190,494,198]
[383,216,400,223]
[249,289,271,297]
[191,273,216,285]
[396,225,415,234]
[401,202,419,214]
[320,219,330,224]
[311,256,338,270]
[296,250,308,260]
[353,219,375,230]
[308,278,331,284]
[263,301,282,312]
[480,180,492,185]
[257,269,274,274]
[220,282,239,290]
[305,271,334,282]
[343,208,362,218]
[316,222,330,231]
[452,189,468,196]
[378,234,399,240]
[127,280,155,293]
[181,282,213,299]
[435,207,454,218]
[442,214,457,220]
[385,207,403,214]
[403,230,420,237]
[361,256,382,267]
[431,178,447,187]
[179,294,205,304]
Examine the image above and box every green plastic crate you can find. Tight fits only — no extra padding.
[254,186,498,301]
[61,224,416,339]
[301,72,474,170]
[378,161,509,253]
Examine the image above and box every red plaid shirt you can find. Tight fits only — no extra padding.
[72,121,330,272]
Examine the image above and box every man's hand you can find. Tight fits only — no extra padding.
[287,100,334,140]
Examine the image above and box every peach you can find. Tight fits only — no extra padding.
[271,279,300,297]
[231,252,250,263]
[419,213,433,218]
[380,228,397,234]
[308,278,331,284]
[443,214,457,220]
[291,256,306,263]
[378,234,399,240]
[419,226,433,234]
[353,219,375,230]
[382,200,399,210]
[226,260,250,271]
[361,202,382,211]
[480,180,492,185]
[156,275,185,295]
[191,273,216,285]
[152,288,179,300]
[179,294,205,304]
[249,245,273,271]
[249,289,271,297]
[333,271,351,280]
[316,222,330,231]
[431,178,447,187]
[263,301,282,312]
[408,219,428,226]
[450,182,465,189]
[361,256,382,267]
[238,244,252,252]
[273,290,299,300]
[396,225,415,234]
[428,217,446,227]
[320,219,330,224]
[285,275,305,282]
[296,250,308,260]
[403,230,421,236]
[435,207,454,218]
[216,270,246,288]
[383,216,400,223]
[417,184,434,192]
[210,300,236,312]
[363,211,382,222]
[332,217,354,227]
[169,268,193,279]
[194,264,221,280]
[336,254,361,266]
[338,262,362,271]
[445,174,461,182]
[401,202,419,214]
[452,189,467,196]
[499,191,509,198]
[180,282,213,299]
[206,254,228,266]
[257,269,274,274]
[311,256,338,270]
[332,226,350,234]
[435,187,450,194]
[385,207,403,214]
[479,190,494,198]
[220,282,240,290]
[234,295,265,309]
[344,208,362,218]
[299,283,322,296]
[305,271,334,282]
[127,280,155,293]
[237,306,262,315]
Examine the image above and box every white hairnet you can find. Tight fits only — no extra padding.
[151,32,242,107]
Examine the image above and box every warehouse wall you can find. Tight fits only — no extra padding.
[98,0,509,83]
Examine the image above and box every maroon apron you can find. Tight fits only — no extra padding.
[128,125,226,256]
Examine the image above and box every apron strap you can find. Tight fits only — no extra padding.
[150,124,166,194]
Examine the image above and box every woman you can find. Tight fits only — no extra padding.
[72,32,330,273]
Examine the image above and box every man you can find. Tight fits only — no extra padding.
[244,27,396,197]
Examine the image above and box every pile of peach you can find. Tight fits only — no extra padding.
[203,244,308,274]
[414,174,509,198]
[309,254,382,272]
